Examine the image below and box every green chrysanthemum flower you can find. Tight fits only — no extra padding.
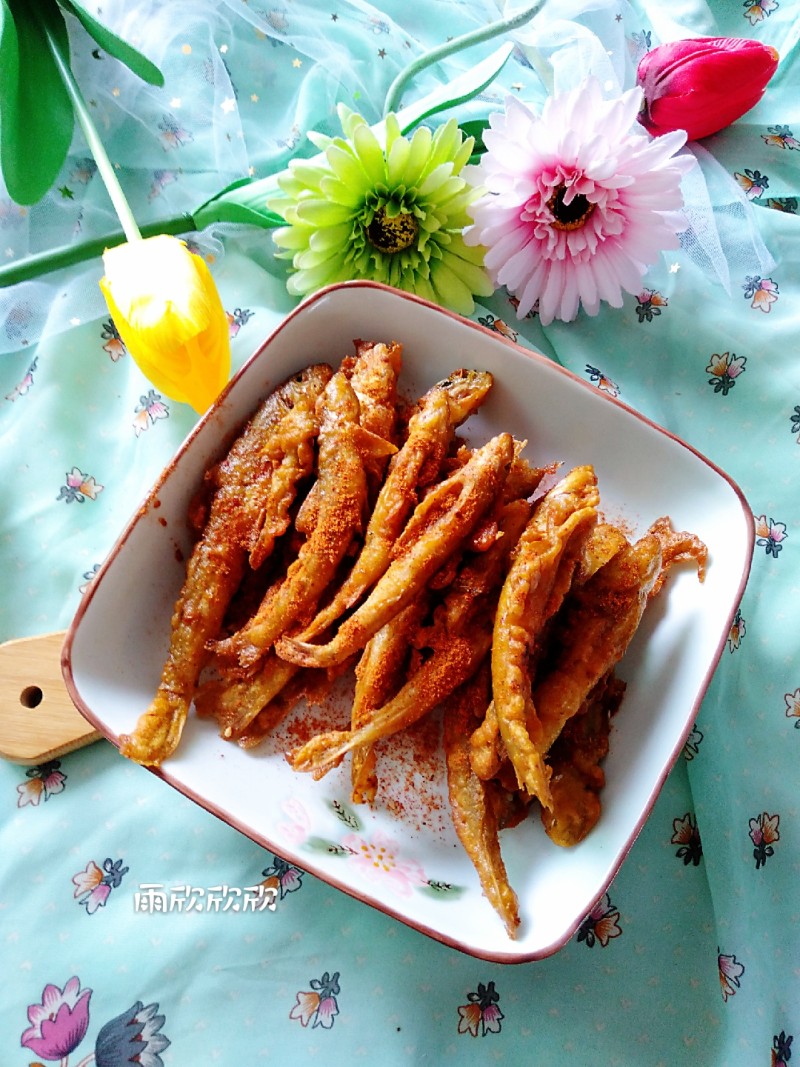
[268,105,494,315]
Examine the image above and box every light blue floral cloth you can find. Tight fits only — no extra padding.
[1,1,798,1064]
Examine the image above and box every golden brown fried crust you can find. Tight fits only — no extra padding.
[119,363,333,766]
[193,652,300,740]
[443,667,521,939]
[125,341,710,941]
[645,516,708,596]
[287,369,495,645]
[540,673,625,848]
[288,627,493,777]
[211,370,381,670]
[534,531,662,754]
[491,465,600,810]
[287,487,527,780]
[350,597,428,804]
[343,340,402,496]
[277,432,515,669]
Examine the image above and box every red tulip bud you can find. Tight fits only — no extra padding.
[636,37,779,141]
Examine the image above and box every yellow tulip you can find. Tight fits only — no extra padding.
[99,234,231,414]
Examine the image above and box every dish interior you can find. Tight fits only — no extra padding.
[64,282,753,962]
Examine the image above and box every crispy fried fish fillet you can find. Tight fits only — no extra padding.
[277,432,515,670]
[443,666,521,939]
[193,652,300,740]
[291,339,402,537]
[118,363,333,766]
[534,531,663,754]
[540,673,626,848]
[288,491,527,779]
[534,515,707,755]
[349,597,429,804]
[212,370,397,671]
[344,339,402,492]
[469,699,504,782]
[575,522,630,584]
[285,369,494,645]
[645,516,708,596]
[491,465,600,810]
[288,626,493,778]
[235,664,347,750]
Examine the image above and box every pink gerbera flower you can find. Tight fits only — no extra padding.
[464,79,693,325]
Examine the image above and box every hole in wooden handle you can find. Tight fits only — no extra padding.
[20,685,44,709]
[0,631,101,763]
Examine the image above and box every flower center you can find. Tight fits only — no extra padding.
[547,186,595,230]
[367,207,419,254]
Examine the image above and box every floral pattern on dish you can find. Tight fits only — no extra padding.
[298,797,464,900]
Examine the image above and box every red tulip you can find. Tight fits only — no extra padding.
[636,37,779,141]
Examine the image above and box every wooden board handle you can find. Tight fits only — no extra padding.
[0,631,101,764]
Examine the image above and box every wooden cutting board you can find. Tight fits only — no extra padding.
[0,632,101,765]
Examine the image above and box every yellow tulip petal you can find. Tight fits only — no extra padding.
[100,235,231,414]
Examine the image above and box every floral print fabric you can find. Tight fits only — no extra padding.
[1,1,798,1064]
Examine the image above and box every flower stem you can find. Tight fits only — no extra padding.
[382,1,545,117]
[40,17,141,243]
[0,215,193,287]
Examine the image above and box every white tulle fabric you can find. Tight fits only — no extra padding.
[0,0,774,354]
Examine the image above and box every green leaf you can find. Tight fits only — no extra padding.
[0,4,20,125]
[194,198,285,231]
[192,175,286,231]
[0,1,74,205]
[395,43,514,136]
[458,119,490,156]
[58,0,163,86]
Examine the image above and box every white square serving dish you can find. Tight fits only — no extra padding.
[63,280,753,962]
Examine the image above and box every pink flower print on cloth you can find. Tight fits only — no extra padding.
[226,306,254,338]
[132,389,169,437]
[5,356,37,400]
[671,812,703,866]
[772,1031,794,1067]
[706,351,746,395]
[72,857,129,914]
[743,274,779,312]
[457,981,504,1037]
[585,364,620,398]
[683,723,704,760]
[785,688,800,728]
[16,760,66,807]
[750,812,780,869]
[734,169,770,200]
[20,976,92,1060]
[289,971,340,1029]
[718,951,745,1000]
[260,854,305,901]
[635,288,668,322]
[101,318,126,362]
[576,892,622,947]
[755,514,787,558]
[743,0,779,26]
[57,467,104,504]
[762,125,800,150]
[727,608,746,652]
